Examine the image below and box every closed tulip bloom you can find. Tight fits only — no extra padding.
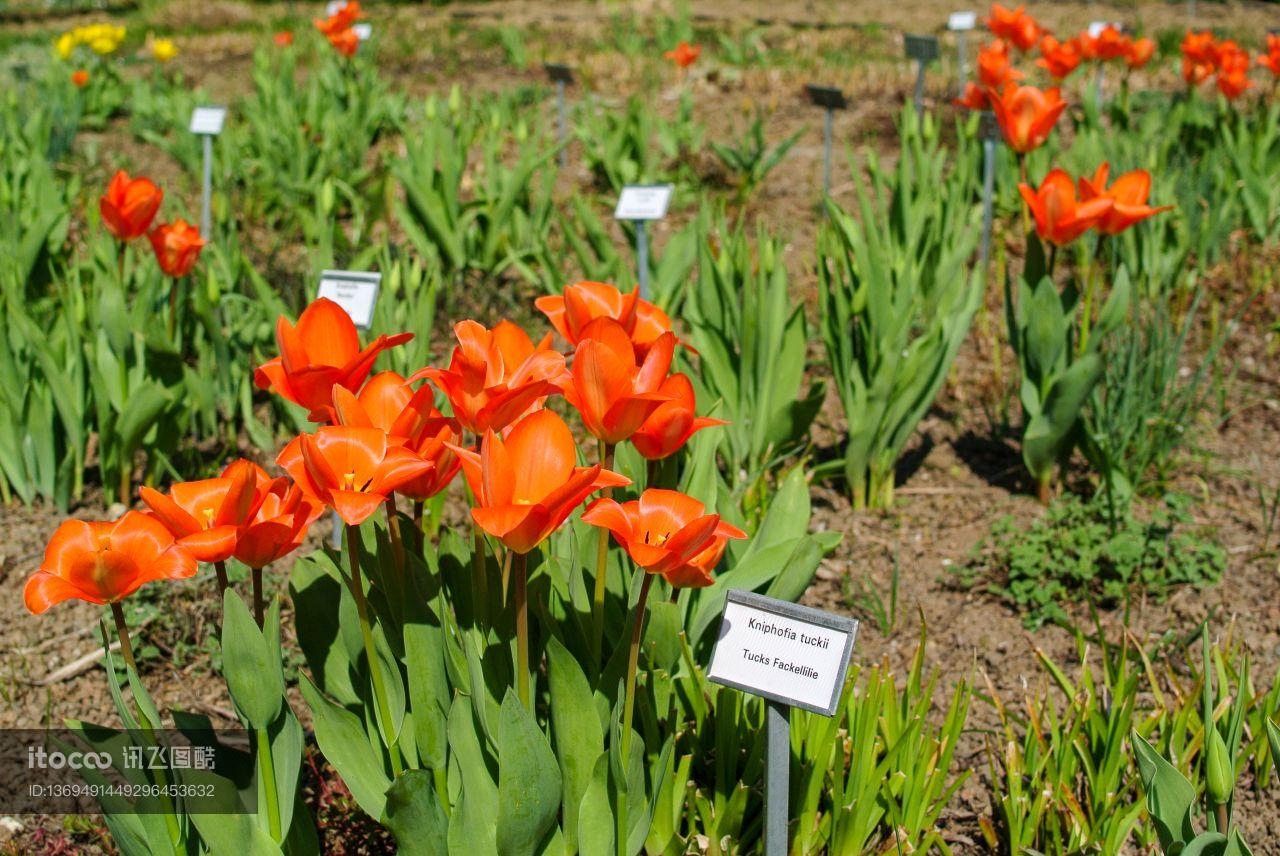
[1018,168,1113,245]
[140,459,265,563]
[274,31,294,47]
[314,0,361,35]
[563,317,677,446]
[148,219,205,278]
[450,409,630,554]
[234,478,321,570]
[254,298,413,423]
[536,281,675,359]
[100,170,163,242]
[631,373,727,460]
[978,40,1024,88]
[1125,37,1156,69]
[1036,36,1082,80]
[71,69,89,87]
[1078,164,1174,235]
[986,3,1041,53]
[989,84,1067,154]
[1259,35,1280,77]
[1092,26,1130,62]
[582,489,746,589]
[664,41,700,68]
[1181,31,1218,85]
[417,320,568,435]
[25,512,197,614]
[1215,43,1252,99]
[328,27,359,57]
[277,426,434,526]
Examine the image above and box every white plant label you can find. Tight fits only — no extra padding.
[707,590,858,716]
[317,270,381,330]
[948,11,977,31]
[325,0,348,15]
[353,23,372,41]
[614,184,674,221]
[1088,21,1120,37]
[189,107,227,136]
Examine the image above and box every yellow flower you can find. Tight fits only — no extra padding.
[55,32,76,60]
[152,38,178,62]
[89,37,118,55]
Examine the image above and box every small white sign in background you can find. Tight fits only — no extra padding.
[614,184,674,221]
[708,590,858,716]
[1088,21,1121,37]
[189,107,227,136]
[353,23,372,41]
[948,11,977,30]
[318,270,381,330]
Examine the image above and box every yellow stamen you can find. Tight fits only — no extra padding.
[342,472,358,491]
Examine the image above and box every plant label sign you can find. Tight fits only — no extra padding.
[353,23,372,41]
[614,184,673,221]
[317,270,381,330]
[708,590,858,716]
[948,11,977,31]
[189,106,227,136]
[905,35,941,64]
[1088,21,1120,37]
[544,63,575,84]
[805,84,847,110]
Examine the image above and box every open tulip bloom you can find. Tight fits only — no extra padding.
[985,3,1041,53]
[1019,168,1114,246]
[1078,163,1173,236]
[989,84,1067,155]
[563,317,678,447]
[536,280,676,360]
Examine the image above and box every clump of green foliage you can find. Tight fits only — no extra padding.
[964,494,1226,628]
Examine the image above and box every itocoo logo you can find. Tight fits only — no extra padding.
[27,746,112,770]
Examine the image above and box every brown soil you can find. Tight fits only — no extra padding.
[4,0,1280,852]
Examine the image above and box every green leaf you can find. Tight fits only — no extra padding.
[384,769,449,855]
[221,590,284,729]
[299,674,390,821]
[1131,730,1197,850]
[546,637,603,853]
[496,691,562,856]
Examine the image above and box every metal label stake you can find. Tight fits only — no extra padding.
[544,64,575,168]
[948,12,977,96]
[804,84,847,199]
[613,184,673,301]
[189,107,227,239]
[979,110,999,272]
[904,35,940,119]
[708,590,859,856]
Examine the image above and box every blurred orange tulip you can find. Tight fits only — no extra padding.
[1078,163,1173,236]
[278,426,433,525]
[989,84,1067,154]
[99,170,163,242]
[314,0,360,36]
[954,81,989,110]
[563,317,676,446]
[986,3,1041,53]
[1125,37,1156,70]
[273,31,294,47]
[631,373,726,461]
[254,298,413,423]
[1215,42,1252,99]
[24,512,197,614]
[1181,30,1218,86]
[665,41,700,68]
[1019,168,1113,246]
[148,219,205,278]
[451,409,629,554]
[1260,34,1280,77]
[582,489,746,588]
[1036,36,1082,80]
[71,69,89,87]
[417,320,568,435]
[1092,26,1131,62]
[978,40,1024,88]
[328,28,359,57]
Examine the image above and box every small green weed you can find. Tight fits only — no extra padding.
[964,493,1226,628]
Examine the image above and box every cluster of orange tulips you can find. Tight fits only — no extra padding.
[314,0,362,58]
[26,280,741,730]
[100,169,205,279]
[1182,30,1262,100]
[1019,164,1171,248]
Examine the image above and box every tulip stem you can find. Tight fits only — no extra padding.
[110,601,138,676]
[513,550,530,710]
[472,523,489,625]
[385,495,405,576]
[591,442,617,670]
[646,458,660,491]
[1214,803,1229,836]
[618,570,655,856]
[413,500,424,533]
[251,566,265,628]
[345,524,404,778]
[213,560,230,597]
[167,279,179,341]
[257,726,283,842]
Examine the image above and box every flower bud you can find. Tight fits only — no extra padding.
[1206,729,1233,807]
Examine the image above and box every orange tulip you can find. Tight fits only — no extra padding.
[140,459,265,563]
[989,84,1067,154]
[274,31,294,48]
[328,27,359,57]
[332,372,461,501]
[254,298,413,423]
[1260,35,1280,78]
[582,489,746,588]
[986,3,1041,53]
[24,512,197,614]
[1125,37,1156,70]
[1018,168,1113,246]
[535,281,675,359]
[1092,25,1131,62]
[233,477,321,570]
[1181,30,1218,86]
[99,170,163,243]
[954,82,989,110]
[314,0,360,36]
[563,317,677,446]
[1036,36,1082,80]
[416,320,568,435]
[978,40,1024,89]
[277,426,434,526]
[71,69,89,87]
[664,41,700,68]
[631,373,727,461]
[148,219,205,278]
[450,409,629,554]
[1078,164,1173,236]
[1215,43,1252,100]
